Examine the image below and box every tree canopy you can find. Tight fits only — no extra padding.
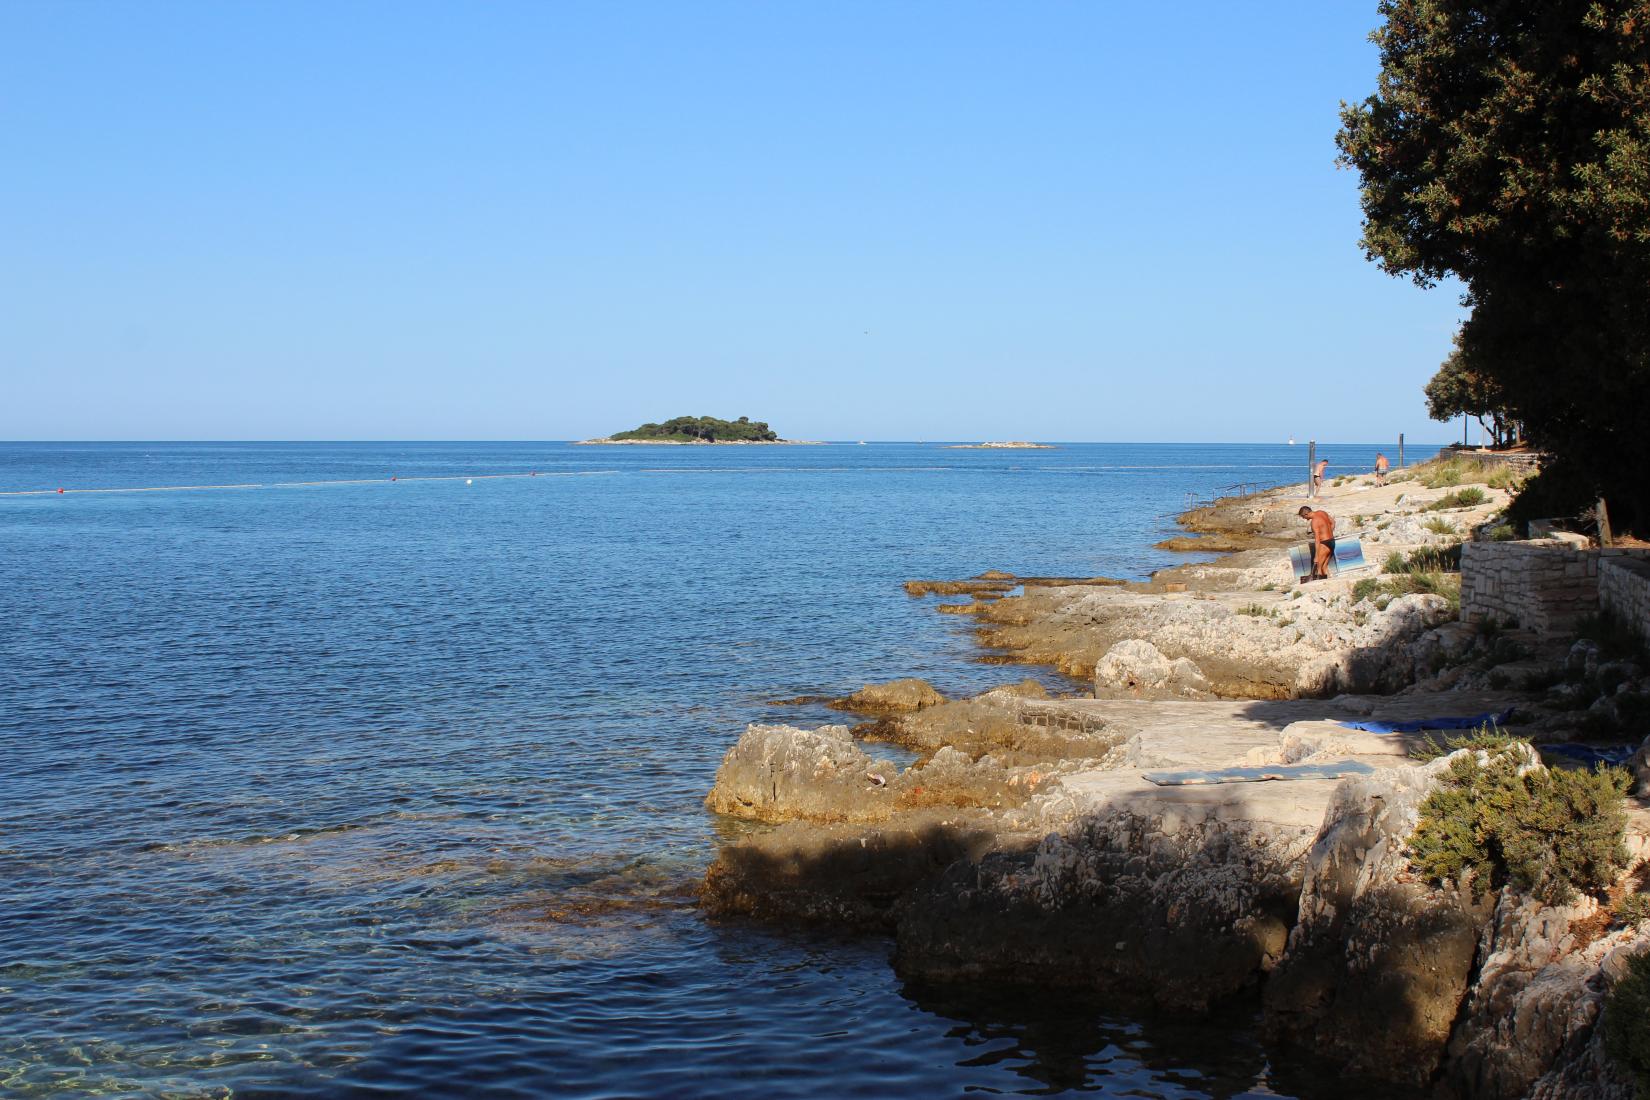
[1424,335,1519,447]
[610,415,780,442]
[1337,0,1650,530]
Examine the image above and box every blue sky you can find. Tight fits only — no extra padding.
[1,2,1464,442]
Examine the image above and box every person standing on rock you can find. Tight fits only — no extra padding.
[1298,506,1336,582]
[1310,457,1329,498]
[1374,452,1390,486]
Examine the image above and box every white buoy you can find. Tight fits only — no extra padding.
[466,479,473,485]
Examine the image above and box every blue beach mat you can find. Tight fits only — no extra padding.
[1337,708,1515,735]
[1538,743,1637,768]
[1289,537,1368,581]
[1143,760,1376,786]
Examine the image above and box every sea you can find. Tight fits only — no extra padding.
[0,440,1414,1099]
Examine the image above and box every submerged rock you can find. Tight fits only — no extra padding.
[701,812,1006,930]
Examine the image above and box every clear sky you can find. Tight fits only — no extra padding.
[1,2,1465,443]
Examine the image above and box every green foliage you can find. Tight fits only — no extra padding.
[1353,569,1462,611]
[1409,723,1520,762]
[1236,603,1277,618]
[1429,487,1489,511]
[1408,746,1630,904]
[611,415,779,443]
[1425,336,1520,446]
[1424,517,1458,536]
[1619,892,1650,928]
[1352,576,1384,604]
[1338,0,1650,534]
[1386,544,1463,574]
[1486,523,1518,541]
[1605,949,1650,1100]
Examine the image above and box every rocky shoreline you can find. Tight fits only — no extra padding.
[698,464,1650,1098]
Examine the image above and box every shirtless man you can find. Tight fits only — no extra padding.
[1311,457,1329,498]
[1298,505,1335,581]
[1374,452,1390,486]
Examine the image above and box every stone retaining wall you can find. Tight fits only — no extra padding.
[1462,540,1650,639]
[1432,446,1545,472]
[1600,557,1650,645]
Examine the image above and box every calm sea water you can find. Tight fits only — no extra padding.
[0,441,1412,1099]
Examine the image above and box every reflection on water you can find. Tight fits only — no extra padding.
[0,441,1409,1097]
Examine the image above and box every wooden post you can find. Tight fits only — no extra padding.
[1597,498,1614,548]
[1308,440,1317,498]
[1398,433,1405,470]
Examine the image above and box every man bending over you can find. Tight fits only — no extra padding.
[1298,506,1335,582]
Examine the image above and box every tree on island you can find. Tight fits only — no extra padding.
[1424,334,1521,448]
[611,415,780,442]
[1337,0,1650,530]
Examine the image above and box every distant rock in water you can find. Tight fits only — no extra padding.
[577,415,798,444]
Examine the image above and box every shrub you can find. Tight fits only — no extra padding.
[1424,517,1458,535]
[1605,949,1650,1100]
[1387,544,1463,574]
[1459,486,1489,506]
[1486,523,1518,541]
[1353,571,1462,612]
[1618,892,1650,928]
[1409,746,1630,905]
[1409,723,1520,761]
[1430,487,1490,511]
[1236,603,1277,618]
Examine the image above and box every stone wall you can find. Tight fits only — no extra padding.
[1600,557,1650,645]
[1462,540,1650,639]
[1432,446,1545,473]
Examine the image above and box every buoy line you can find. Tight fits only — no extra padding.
[0,470,617,498]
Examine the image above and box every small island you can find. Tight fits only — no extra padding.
[944,441,1057,450]
[576,415,818,445]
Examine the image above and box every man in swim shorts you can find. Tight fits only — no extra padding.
[1374,452,1390,486]
[1311,457,1328,498]
[1298,505,1336,582]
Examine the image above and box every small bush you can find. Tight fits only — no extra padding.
[1430,487,1490,511]
[1236,603,1277,618]
[1618,892,1650,928]
[1409,723,1520,761]
[1424,517,1458,535]
[1352,571,1462,612]
[1486,523,1518,541]
[1387,544,1463,574]
[1409,746,1630,905]
[1605,949,1650,1100]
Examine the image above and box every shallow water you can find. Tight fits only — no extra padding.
[0,441,1411,1097]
